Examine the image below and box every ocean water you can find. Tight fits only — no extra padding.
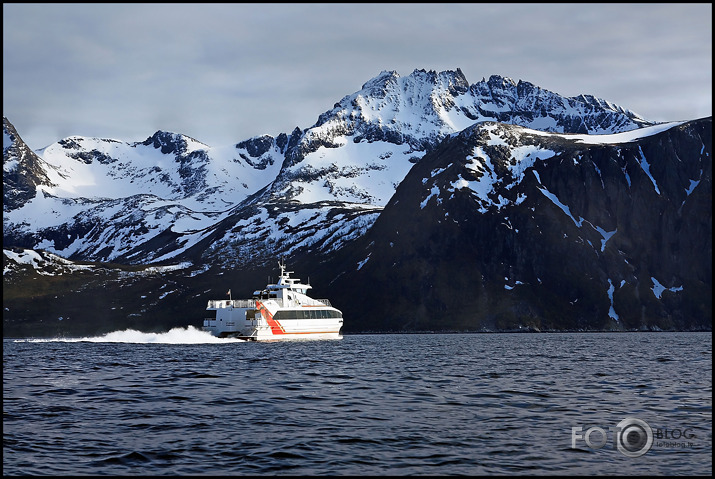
[3,330,712,476]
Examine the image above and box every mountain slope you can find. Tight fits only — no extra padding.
[317,118,712,332]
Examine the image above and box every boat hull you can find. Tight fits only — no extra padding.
[219,330,343,342]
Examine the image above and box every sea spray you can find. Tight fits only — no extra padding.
[15,326,245,344]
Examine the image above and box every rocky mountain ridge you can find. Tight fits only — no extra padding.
[4,69,654,268]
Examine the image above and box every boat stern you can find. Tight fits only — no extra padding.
[203,299,259,338]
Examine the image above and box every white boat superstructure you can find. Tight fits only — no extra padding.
[203,260,343,341]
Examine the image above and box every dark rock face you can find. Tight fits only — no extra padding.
[319,118,712,332]
[3,117,55,212]
[141,130,189,155]
[140,131,211,196]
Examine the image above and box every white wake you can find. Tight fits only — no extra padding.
[16,326,245,344]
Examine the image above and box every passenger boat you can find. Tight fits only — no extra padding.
[203,260,343,341]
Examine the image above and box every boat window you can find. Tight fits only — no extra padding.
[274,310,302,320]
[271,309,341,320]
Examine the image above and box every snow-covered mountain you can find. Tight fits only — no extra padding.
[3,69,654,267]
[5,68,710,336]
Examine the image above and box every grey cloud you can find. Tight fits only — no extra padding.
[3,3,711,150]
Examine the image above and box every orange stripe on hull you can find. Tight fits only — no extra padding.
[256,301,285,335]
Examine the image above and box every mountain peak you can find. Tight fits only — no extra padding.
[359,70,400,95]
[3,117,55,212]
[140,130,207,155]
[487,74,518,89]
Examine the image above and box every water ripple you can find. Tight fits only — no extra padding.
[3,332,711,475]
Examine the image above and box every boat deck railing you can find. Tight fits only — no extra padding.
[206,299,256,309]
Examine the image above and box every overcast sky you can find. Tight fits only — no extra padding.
[3,3,712,150]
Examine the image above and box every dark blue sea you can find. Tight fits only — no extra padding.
[3,330,712,476]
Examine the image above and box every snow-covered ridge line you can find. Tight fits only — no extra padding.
[3,247,193,276]
[524,121,687,144]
